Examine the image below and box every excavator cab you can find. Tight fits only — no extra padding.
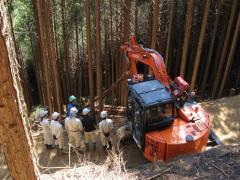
[127,80,176,150]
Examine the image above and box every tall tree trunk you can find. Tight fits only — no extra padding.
[0,2,38,178]
[75,15,81,98]
[121,0,131,106]
[52,0,59,62]
[47,1,63,113]
[135,0,138,35]
[211,0,238,98]
[116,0,121,104]
[236,71,240,89]
[190,0,211,90]
[86,0,95,113]
[110,0,115,105]
[30,33,44,104]
[180,0,195,78]
[8,0,32,113]
[209,14,229,95]
[165,0,174,68]
[30,25,47,105]
[200,0,222,96]
[32,0,53,112]
[95,0,103,113]
[61,0,70,102]
[218,12,240,97]
[80,16,84,97]
[32,0,63,113]
[151,0,160,49]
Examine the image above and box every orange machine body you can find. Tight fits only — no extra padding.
[122,36,211,161]
[144,104,210,161]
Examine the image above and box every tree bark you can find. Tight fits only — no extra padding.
[0,2,38,178]
[190,0,211,90]
[211,0,238,98]
[95,0,103,113]
[32,0,53,112]
[151,0,160,49]
[121,0,131,106]
[61,0,70,102]
[235,71,240,89]
[218,12,240,97]
[30,26,47,105]
[180,0,195,78]
[109,0,115,105]
[32,0,63,113]
[200,0,222,96]
[75,12,82,98]
[52,0,59,63]
[135,0,138,35]
[165,0,174,68]
[86,0,95,113]
[80,16,85,97]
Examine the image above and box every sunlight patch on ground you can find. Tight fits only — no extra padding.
[201,95,240,145]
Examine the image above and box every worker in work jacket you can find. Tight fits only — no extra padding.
[50,112,64,153]
[65,107,84,150]
[67,95,77,117]
[39,110,53,149]
[81,108,97,150]
[99,111,113,150]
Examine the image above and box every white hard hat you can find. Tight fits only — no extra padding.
[82,108,90,115]
[100,111,108,118]
[52,112,60,120]
[70,107,78,115]
[39,110,48,118]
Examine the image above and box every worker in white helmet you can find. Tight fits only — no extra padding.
[67,95,77,117]
[39,110,53,149]
[65,107,84,150]
[81,108,97,150]
[99,111,113,150]
[50,112,64,153]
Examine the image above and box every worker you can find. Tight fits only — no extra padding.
[81,108,97,150]
[65,107,84,150]
[99,111,113,150]
[50,112,64,153]
[39,110,53,149]
[67,95,77,117]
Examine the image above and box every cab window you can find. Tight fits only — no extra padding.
[146,104,173,123]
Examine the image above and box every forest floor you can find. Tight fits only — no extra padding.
[200,95,240,145]
[34,116,147,174]
[0,95,240,179]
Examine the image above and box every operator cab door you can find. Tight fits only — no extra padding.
[132,100,144,150]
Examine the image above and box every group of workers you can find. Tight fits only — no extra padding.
[38,95,113,154]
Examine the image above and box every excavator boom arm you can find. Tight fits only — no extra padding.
[121,36,170,88]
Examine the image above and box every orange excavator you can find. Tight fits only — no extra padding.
[121,36,220,161]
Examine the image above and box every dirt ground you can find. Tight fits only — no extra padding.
[201,95,240,145]
[137,145,240,179]
[34,117,147,175]
[0,95,240,179]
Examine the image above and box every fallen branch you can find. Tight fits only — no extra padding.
[208,161,228,177]
[145,166,172,180]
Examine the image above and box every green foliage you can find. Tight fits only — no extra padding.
[28,105,42,124]
[11,0,34,62]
